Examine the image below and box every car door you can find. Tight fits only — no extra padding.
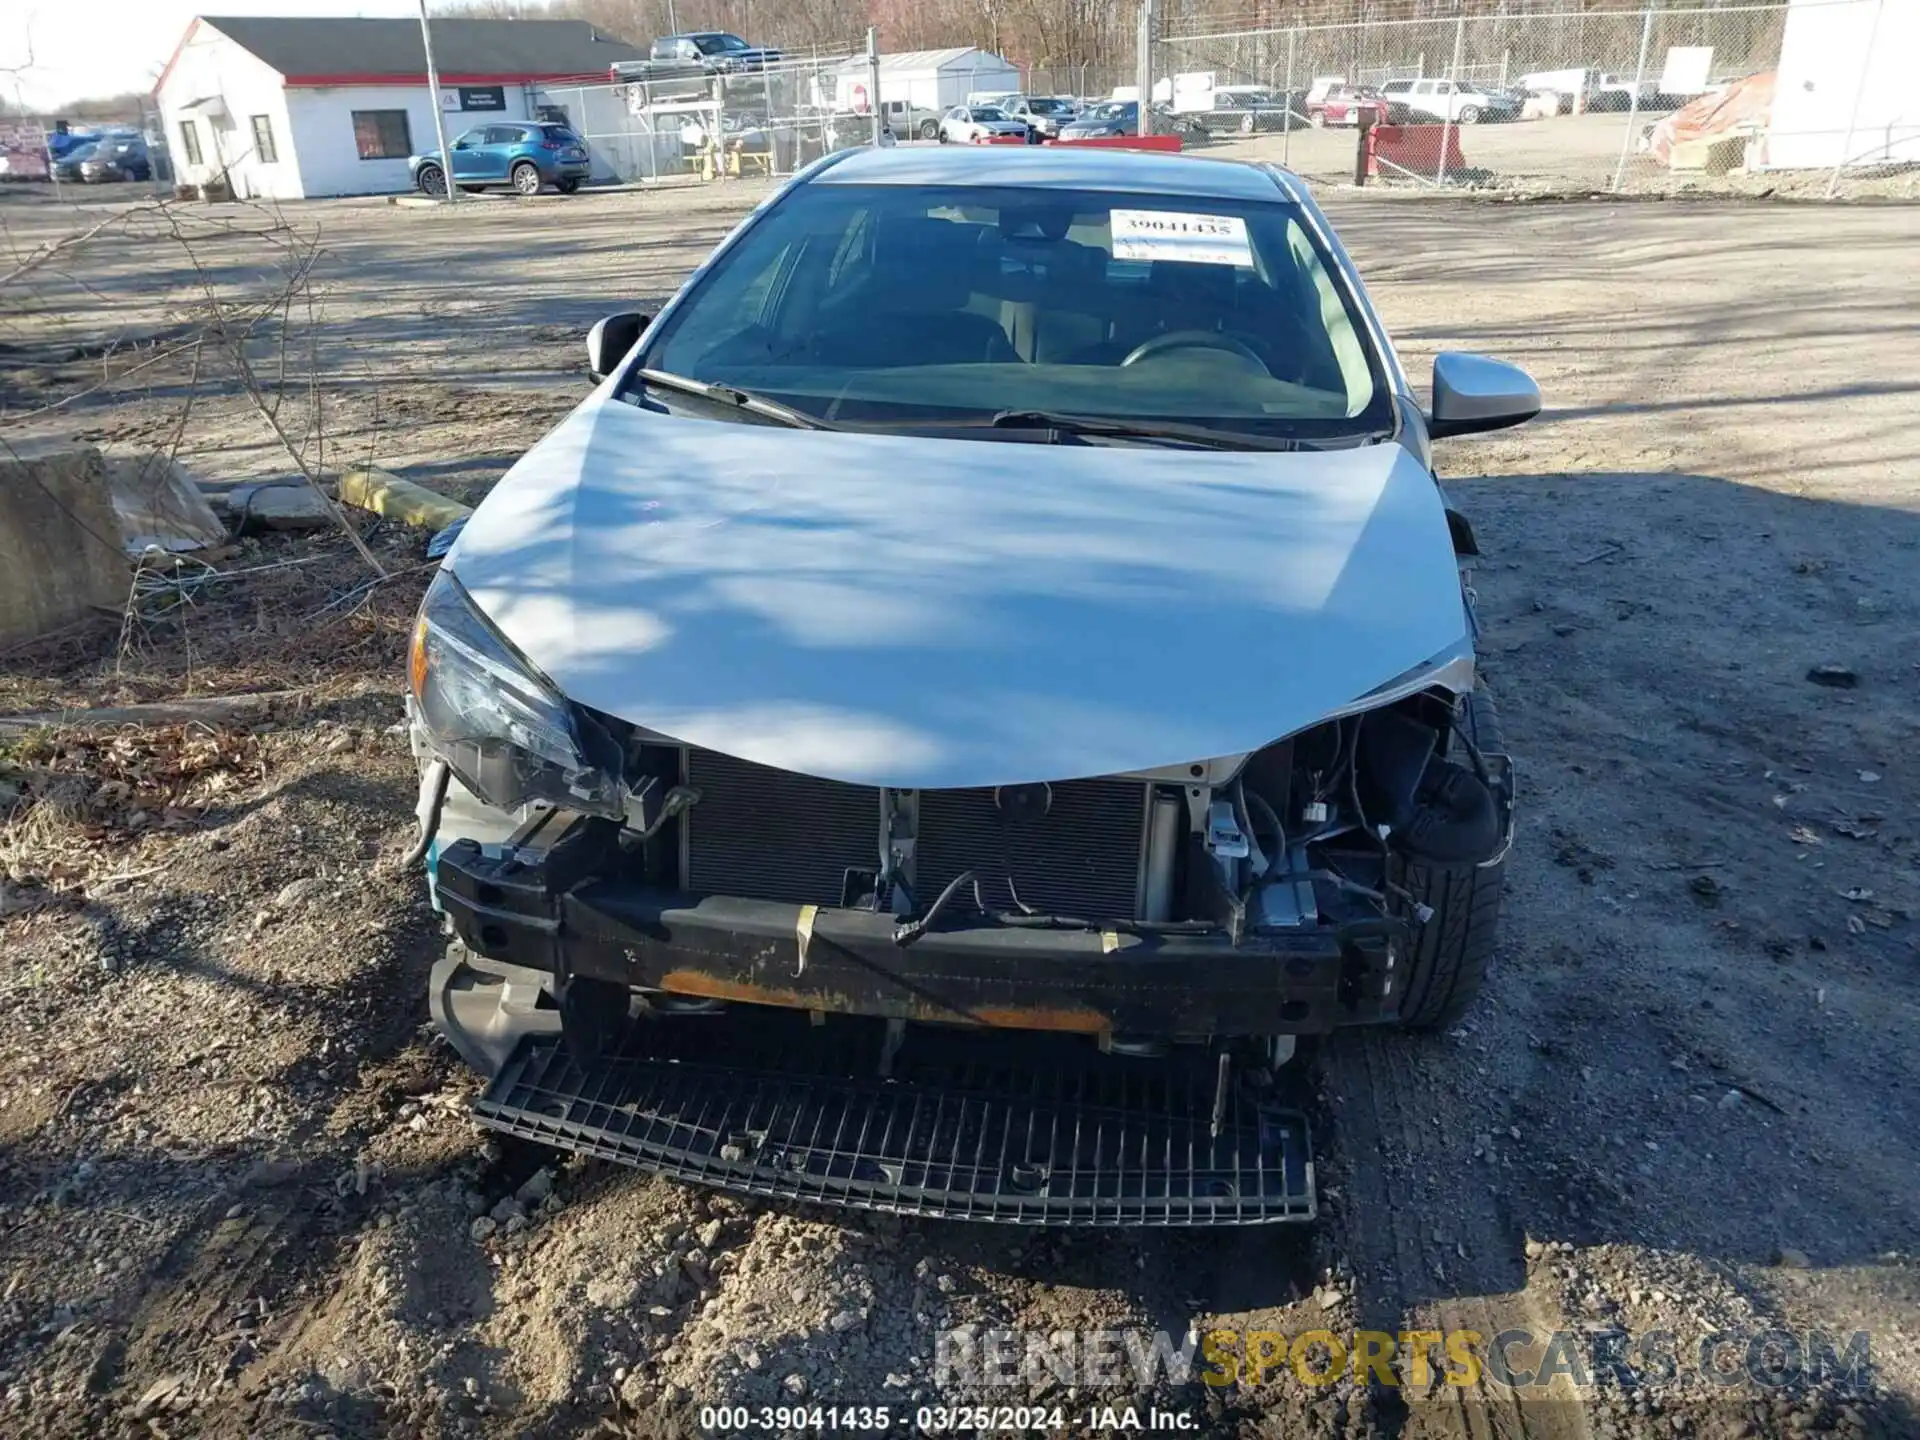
[493,126,536,180]
[449,127,490,181]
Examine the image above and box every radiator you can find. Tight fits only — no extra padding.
[684,749,879,907]
[682,751,1147,921]
[915,780,1148,922]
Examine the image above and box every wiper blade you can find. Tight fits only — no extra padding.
[635,368,835,431]
[988,409,1301,451]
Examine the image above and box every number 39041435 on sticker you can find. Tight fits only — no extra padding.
[1109,209,1253,267]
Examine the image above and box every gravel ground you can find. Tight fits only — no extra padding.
[0,183,1916,1438]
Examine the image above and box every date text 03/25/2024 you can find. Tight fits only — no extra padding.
[699,1404,1198,1432]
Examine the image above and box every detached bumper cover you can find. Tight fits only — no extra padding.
[433,835,1404,1038]
[472,1015,1315,1226]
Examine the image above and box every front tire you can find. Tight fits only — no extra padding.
[510,161,541,195]
[1457,105,1482,124]
[1393,688,1507,1030]
[1309,111,1325,128]
[1240,113,1257,136]
[416,164,447,197]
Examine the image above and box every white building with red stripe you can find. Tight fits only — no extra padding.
[153,15,643,199]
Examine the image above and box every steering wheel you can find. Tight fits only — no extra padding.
[1121,330,1269,374]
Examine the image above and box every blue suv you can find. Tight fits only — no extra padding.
[411,122,591,197]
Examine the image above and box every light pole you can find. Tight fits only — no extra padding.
[418,0,457,201]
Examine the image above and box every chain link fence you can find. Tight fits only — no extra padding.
[533,45,946,187]
[1155,0,1916,198]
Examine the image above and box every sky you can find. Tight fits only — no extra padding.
[1,1,440,110]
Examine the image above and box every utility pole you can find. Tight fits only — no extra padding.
[867,26,882,147]
[1282,27,1296,167]
[1135,0,1154,136]
[418,0,457,201]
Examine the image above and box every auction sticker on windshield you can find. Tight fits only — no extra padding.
[1109,210,1253,267]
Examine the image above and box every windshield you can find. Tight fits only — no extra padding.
[1027,98,1072,114]
[970,108,1008,121]
[700,33,750,52]
[1082,102,1131,121]
[640,181,1387,439]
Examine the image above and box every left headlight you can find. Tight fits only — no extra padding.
[408,568,625,818]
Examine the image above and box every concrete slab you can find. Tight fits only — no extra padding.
[0,439,130,645]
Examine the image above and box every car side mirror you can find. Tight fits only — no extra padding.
[1428,352,1541,439]
[586,311,651,381]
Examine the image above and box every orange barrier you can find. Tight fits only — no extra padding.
[1365,123,1467,178]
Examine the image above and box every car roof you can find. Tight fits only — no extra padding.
[815,144,1289,202]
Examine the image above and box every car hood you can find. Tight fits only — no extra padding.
[446,392,1470,789]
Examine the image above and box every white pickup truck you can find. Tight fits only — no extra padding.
[1378,77,1522,124]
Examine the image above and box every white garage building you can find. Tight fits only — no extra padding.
[154,16,643,199]
[829,48,1023,120]
[1766,0,1919,169]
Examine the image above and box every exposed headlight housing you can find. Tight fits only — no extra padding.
[407,569,625,818]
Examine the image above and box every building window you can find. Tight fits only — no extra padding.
[179,119,203,166]
[351,109,412,160]
[250,114,278,164]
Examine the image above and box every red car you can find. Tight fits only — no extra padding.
[1310,86,1385,127]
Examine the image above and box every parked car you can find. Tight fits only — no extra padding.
[1309,85,1386,128]
[51,141,98,184]
[1191,87,1293,135]
[1303,76,1349,110]
[79,135,151,182]
[412,122,591,197]
[997,95,1080,138]
[936,105,1033,144]
[1057,100,1209,144]
[880,98,944,140]
[413,143,1534,1227]
[1378,77,1522,124]
[1518,68,1649,113]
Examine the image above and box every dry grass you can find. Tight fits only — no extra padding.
[0,525,432,716]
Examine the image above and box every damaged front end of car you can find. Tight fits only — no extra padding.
[407,566,1512,1225]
